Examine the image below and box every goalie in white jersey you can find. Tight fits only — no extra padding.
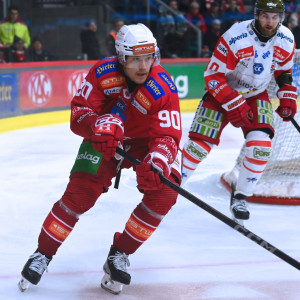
[182,0,298,220]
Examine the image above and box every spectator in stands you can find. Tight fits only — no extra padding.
[202,18,221,57]
[292,17,300,48]
[185,2,207,57]
[28,37,58,61]
[288,4,300,30]
[0,5,31,49]
[7,36,28,62]
[80,20,102,60]
[105,19,125,56]
[204,1,223,30]
[222,0,245,32]
[157,0,188,58]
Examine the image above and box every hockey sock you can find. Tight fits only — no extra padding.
[236,131,271,196]
[114,203,162,255]
[182,139,212,184]
[38,200,79,257]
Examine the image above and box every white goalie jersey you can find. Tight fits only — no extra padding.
[204,20,295,103]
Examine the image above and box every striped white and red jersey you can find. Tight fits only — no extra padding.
[204,20,295,103]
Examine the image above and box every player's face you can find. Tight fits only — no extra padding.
[123,54,153,84]
[258,12,280,37]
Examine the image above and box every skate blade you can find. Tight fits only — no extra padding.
[101,273,123,295]
[18,277,30,292]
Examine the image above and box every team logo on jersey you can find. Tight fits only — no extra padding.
[100,76,125,88]
[158,72,177,93]
[95,61,117,78]
[145,77,165,100]
[135,90,152,110]
[208,80,219,89]
[110,106,126,122]
[229,33,247,45]
[104,86,122,95]
[273,46,290,60]
[116,100,126,111]
[253,63,264,75]
[131,99,147,114]
[262,50,271,59]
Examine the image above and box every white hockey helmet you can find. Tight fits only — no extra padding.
[115,23,160,65]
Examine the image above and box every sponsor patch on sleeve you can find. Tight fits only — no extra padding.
[135,90,152,110]
[145,77,165,100]
[158,72,177,93]
[95,61,117,78]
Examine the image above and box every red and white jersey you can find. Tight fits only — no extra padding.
[204,20,295,103]
[70,56,182,155]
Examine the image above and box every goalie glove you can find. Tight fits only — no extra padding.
[136,137,177,190]
[222,91,253,128]
[276,85,298,121]
[91,114,124,160]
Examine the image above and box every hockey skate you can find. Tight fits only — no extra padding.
[101,246,131,295]
[18,249,52,292]
[230,191,250,224]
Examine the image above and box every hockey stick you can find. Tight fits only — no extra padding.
[288,115,300,133]
[116,147,300,271]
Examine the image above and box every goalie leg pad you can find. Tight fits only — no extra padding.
[236,130,271,196]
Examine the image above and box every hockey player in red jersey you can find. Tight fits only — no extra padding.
[181,0,297,221]
[19,23,182,295]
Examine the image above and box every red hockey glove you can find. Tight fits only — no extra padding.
[91,114,124,160]
[136,152,170,190]
[276,85,298,121]
[136,137,178,190]
[222,91,253,128]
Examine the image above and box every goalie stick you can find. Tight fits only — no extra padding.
[116,147,300,272]
[289,115,300,133]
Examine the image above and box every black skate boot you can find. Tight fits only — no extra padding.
[101,240,131,295]
[18,249,52,292]
[230,191,250,221]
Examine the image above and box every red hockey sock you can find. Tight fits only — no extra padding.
[114,204,161,255]
[38,200,79,257]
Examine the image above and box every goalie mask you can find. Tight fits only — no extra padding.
[115,23,160,67]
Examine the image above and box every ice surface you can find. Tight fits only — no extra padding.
[0,113,299,299]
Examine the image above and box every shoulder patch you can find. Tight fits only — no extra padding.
[158,72,177,93]
[100,76,125,88]
[95,61,117,78]
[135,90,152,110]
[145,77,165,100]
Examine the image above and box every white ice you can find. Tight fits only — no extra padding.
[0,113,300,300]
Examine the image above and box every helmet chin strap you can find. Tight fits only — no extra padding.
[251,19,278,43]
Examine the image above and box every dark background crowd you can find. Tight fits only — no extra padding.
[0,0,300,63]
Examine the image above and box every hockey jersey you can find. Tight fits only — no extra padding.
[204,20,295,102]
[70,57,182,161]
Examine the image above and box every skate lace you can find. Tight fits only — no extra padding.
[109,251,130,272]
[29,252,50,275]
[232,199,248,212]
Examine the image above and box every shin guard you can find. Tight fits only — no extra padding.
[38,200,79,257]
[114,203,162,255]
[236,131,272,196]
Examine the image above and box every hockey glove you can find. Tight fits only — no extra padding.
[222,91,253,128]
[136,137,177,190]
[276,85,298,121]
[91,114,124,160]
